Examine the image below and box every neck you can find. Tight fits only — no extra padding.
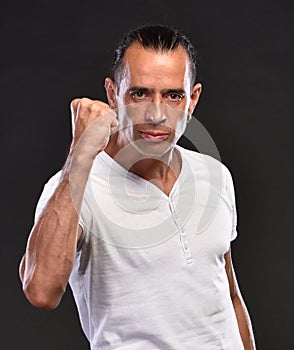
[105,133,182,195]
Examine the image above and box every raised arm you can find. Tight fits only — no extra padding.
[19,98,118,310]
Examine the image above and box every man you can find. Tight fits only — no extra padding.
[19,25,256,349]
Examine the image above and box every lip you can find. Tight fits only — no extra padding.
[139,130,169,142]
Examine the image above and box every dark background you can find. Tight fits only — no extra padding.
[1,0,293,349]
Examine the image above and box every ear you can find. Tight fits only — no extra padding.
[104,77,118,109]
[188,83,202,115]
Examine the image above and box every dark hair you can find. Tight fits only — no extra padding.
[111,24,198,86]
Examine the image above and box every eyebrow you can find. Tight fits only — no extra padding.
[127,86,186,96]
[161,88,186,96]
[127,86,151,94]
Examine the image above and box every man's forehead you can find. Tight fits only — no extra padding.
[123,42,190,64]
[120,43,191,82]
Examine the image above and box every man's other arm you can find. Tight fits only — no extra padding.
[224,248,256,350]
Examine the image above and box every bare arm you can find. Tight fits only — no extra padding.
[224,248,256,350]
[19,98,118,310]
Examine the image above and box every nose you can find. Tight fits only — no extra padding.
[145,102,166,124]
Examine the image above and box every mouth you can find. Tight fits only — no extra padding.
[139,130,170,142]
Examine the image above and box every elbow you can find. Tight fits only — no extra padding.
[22,282,65,310]
[19,255,68,310]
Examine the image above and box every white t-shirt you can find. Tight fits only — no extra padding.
[35,146,244,350]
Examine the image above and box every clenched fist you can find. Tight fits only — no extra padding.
[70,98,119,157]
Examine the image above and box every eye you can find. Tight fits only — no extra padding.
[134,91,144,98]
[165,93,184,103]
[130,90,149,101]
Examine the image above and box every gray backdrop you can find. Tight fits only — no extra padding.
[1,0,293,349]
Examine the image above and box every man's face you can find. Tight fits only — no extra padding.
[109,43,201,157]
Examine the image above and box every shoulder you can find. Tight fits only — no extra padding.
[178,145,231,174]
[43,171,63,187]
[177,145,236,193]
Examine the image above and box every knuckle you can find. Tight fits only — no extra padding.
[90,103,101,113]
[90,102,111,116]
[79,97,91,107]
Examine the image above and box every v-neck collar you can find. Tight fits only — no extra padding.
[96,146,186,200]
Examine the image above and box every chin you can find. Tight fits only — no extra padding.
[131,139,175,158]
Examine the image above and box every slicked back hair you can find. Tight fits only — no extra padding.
[111,24,198,88]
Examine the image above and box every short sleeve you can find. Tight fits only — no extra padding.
[34,171,62,223]
[34,171,86,234]
[224,166,238,242]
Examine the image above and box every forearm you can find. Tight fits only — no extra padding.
[233,295,256,350]
[20,149,93,309]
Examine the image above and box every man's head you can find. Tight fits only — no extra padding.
[105,24,202,157]
[111,24,198,88]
